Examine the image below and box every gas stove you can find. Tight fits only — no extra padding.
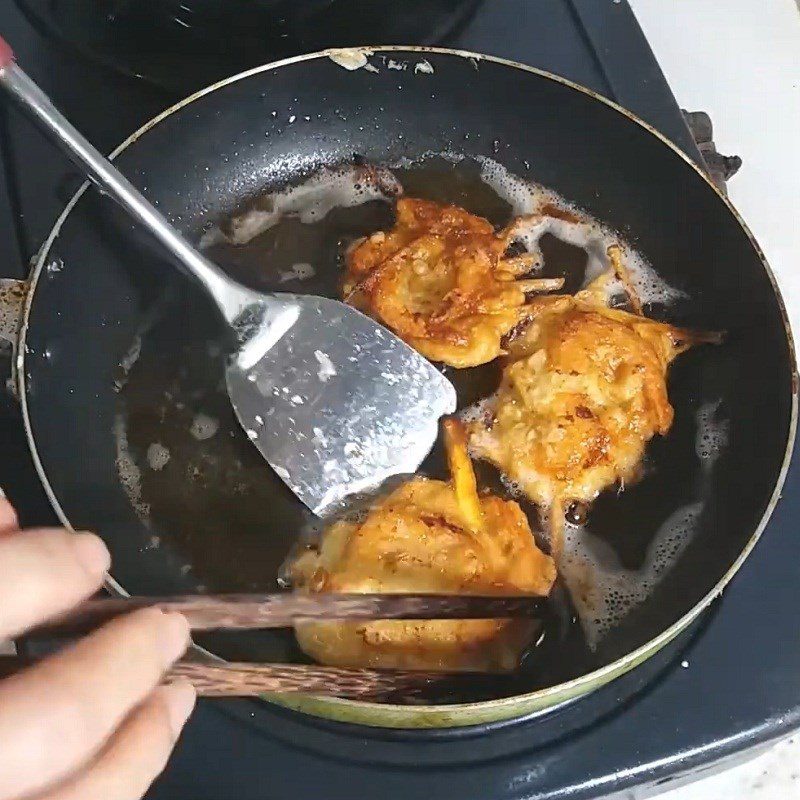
[1,2,798,798]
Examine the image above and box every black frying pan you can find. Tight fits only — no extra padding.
[11,48,796,727]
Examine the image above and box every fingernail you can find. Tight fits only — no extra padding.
[159,611,191,664]
[72,532,111,576]
[161,679,196,737]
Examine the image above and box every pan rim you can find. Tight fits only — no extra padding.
[17,45,798,726]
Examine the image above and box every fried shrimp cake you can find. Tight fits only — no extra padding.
[344,198,563,368]
[467,246,721,549]
[289,420,556,672]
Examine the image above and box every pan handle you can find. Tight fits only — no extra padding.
[0,278,27,398]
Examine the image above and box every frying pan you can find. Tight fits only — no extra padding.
[3,47,795,728]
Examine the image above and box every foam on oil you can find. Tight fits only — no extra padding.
[476,156,684,306]
[199,164,402,248]
[695,400,729,471]
[114,413,150,521]
[557,502,703,649]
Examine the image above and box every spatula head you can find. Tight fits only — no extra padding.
[225,294,457,516]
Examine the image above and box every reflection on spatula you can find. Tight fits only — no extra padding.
[0,39,457,515]
[227,297,454,513]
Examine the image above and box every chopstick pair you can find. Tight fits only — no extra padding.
[7,592,546,699]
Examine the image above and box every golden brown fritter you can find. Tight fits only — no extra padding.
[467,249,720,544]
[344,198,563,368]
[290,420,556,672]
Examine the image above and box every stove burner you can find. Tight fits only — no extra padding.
[14,0,480,94]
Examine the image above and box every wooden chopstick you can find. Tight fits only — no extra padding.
[0,656,468,699]
[168,662,457,698]
[30,592,547,636]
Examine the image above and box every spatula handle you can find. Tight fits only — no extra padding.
[0,35,242,321]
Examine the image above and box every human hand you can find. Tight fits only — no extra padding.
[0,496,195,800]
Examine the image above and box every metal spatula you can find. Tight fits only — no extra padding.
[0,38,456,515]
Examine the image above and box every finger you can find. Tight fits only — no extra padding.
[0,608,190,800]
[0,495,18,534]
[36,681,196,800]
[0,528,109,639]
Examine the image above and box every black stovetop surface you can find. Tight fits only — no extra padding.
[0,2,798,798]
